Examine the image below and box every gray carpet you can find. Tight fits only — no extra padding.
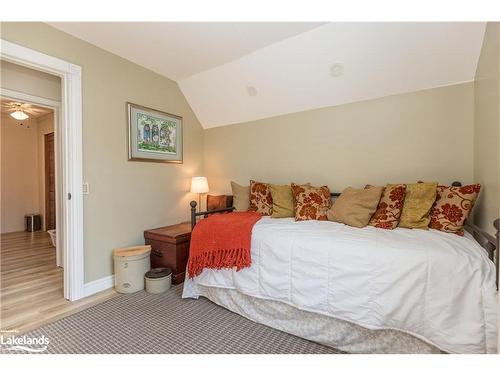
[5,285,340,354]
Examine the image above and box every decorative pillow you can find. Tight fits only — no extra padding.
[327,186,384,228]
[207,195,233,211]
[291,183,331,221]
[231,181,250,212]
[429,184,481,235]
[248,180,273,216]
[399,182,438,229]
[270,184,294,218]
[368,184,407,229]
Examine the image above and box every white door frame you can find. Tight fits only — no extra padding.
[1,39,84,301]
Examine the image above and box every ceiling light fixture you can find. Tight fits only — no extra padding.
[330,63,344,78]
[10,110,29,121]
[246,86,257,97]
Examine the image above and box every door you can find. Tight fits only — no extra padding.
[45,132,56,231]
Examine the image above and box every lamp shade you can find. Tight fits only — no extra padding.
[10,110,29,120]
[190,177,209,194]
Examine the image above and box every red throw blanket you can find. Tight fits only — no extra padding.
[187,211,262,278]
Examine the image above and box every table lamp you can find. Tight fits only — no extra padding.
[190,177,209,211]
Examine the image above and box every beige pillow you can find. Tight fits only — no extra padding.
[327,186,384,228]
[270,184,294,218]
[399,182,438,229]
[230,181,250,212]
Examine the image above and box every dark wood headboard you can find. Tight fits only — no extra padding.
[190,181,499,289]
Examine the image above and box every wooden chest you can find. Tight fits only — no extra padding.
[144,223,191,285]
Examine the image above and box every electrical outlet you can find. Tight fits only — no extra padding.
[82,182,89,195]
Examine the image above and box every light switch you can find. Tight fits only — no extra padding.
[82,182,89,195]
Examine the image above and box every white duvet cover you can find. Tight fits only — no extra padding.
[183,217,498,353]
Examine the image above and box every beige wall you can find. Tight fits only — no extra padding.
[205,83,474,195]
[474,22,500,235]
[1,114,40,233]
[37,113,54,230]
[1,112,55,233]
[1,60,61,101]
[0,22,205,283]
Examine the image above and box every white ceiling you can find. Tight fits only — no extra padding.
[48,22,486,129]
[1,98,53,119]
[49,22,324,80]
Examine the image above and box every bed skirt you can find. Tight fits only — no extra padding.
[195,285,442,354]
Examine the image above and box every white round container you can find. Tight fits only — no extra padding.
[145,268,172,294]
[113,245,151,293]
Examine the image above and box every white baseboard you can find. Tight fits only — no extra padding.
[84,275,114,297]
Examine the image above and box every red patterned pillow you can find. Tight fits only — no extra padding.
[429,184,480,235]
[248,180,273,216]
[291,183,331,221]
[368,184,407,229]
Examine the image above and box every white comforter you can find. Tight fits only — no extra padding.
[183,217,498,353]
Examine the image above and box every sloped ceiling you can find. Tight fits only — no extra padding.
[49,22,486,129]
[48,22,325,80]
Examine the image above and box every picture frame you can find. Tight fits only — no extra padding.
[127,102,183,163]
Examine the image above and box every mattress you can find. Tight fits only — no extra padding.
[183,217,498,353]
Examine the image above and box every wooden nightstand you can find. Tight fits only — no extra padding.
[144,223,191,285]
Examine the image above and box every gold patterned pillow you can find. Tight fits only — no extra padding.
[429,184,480,235]
[291,183,331,221]
[368,184,407,229]
[399,182,438,229]
[248,180,273,216]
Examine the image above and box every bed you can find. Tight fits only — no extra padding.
[182,187,499,354]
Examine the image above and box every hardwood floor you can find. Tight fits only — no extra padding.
[1,231,116,334]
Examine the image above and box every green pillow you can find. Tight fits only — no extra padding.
[270,184,294,218]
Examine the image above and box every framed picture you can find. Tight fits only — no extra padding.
[127,102,183,163]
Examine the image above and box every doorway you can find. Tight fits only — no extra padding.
[1,39,84,302]
[0,96,62,331]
